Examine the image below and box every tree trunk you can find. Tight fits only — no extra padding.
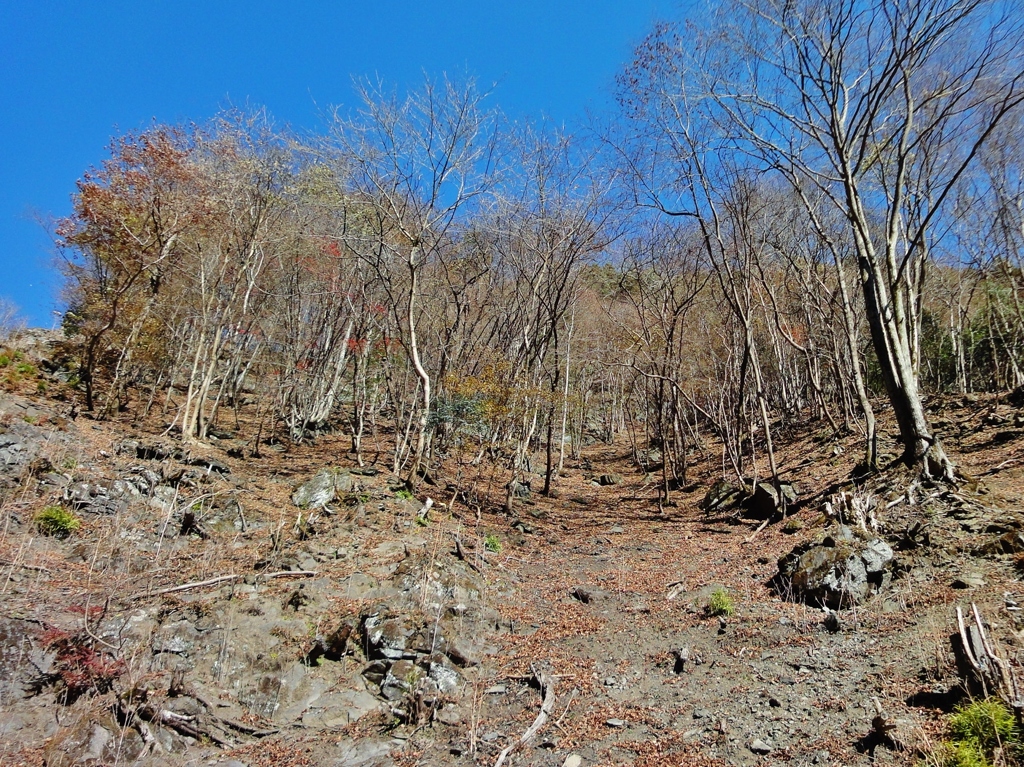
[405,249,431,488]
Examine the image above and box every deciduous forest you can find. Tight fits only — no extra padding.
[4,1,1024,766]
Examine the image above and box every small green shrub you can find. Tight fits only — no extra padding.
[35,506,82,538]
[949,698,1018,752]
[923,740,990,767]
[707,588,735,617]
[15,362,35,375]
[484,534,502,553]
[0,354,9,367]
[395,488,415,501]
[921,698,1020,767]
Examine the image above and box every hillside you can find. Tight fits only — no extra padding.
[1,335,1024,767]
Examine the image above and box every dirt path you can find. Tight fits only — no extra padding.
[445,448,960,767]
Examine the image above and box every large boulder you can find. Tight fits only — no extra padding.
[701,480,747,513]
[750,481,798,517]
[291,468,355,508]
[776,526,895,608]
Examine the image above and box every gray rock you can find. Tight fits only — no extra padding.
[445,636,484,667]
[424,655,461,694]
[80,722,114,761]
[330,739,392,766]
[598,473,623,486]
[435,705,465,725]
[381,659,422,700]
[510,480,531,498]
[776,529,895,608]
[701,480,746,512]
[63,479,132,514]
[152,620,199,654]
[861,538,894,573]
[292,468,354,508]
[749,738,773,754]
[184,455,230,474]
[362,613,416,660]
[300,689,380,727]
[606,718,626,727]
[751,482,798,517]
[339,573,380,599]
[953,573,987,589]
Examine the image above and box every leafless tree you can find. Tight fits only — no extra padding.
[621,0,1024,479]
[330,74,500,486]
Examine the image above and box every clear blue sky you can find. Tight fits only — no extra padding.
[0,0,685,327]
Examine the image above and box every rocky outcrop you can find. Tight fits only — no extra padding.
[775,525,895,608]
[701,478,797,517]
[291,467,355,508]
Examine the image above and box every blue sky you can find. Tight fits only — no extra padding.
[0,0,685,327]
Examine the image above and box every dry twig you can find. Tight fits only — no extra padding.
[132,570,317,599]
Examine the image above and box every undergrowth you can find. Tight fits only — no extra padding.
[707,588,735,617]
[921,698,1020,767]
[34,505,81,538]
[37,627,125,704]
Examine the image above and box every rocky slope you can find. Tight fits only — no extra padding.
[2,344,1024,766]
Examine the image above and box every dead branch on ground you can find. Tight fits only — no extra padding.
[494,666,556,767]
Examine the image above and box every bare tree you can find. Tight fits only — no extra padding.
[0,298,25,344]
[622,0,1024,479]
[331,74,499,486]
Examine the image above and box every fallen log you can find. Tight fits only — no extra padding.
[133,570,317,599]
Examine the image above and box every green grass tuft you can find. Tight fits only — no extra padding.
[922,740,990,767]
[34,506,82,538]
[949,698,1018,752]
[921,698,1020,767]
[707,588,735,617]
[484,534,502,553]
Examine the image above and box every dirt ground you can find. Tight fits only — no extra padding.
[2,356,1024,766]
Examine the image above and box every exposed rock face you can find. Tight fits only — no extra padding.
[64,478,138,514]
[776,526,895,608]
[291,467,355,508]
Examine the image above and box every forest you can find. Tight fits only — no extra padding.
[7,1,1024,764]
[54,0,1024,505]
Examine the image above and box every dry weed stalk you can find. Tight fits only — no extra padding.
[824,488,878,533]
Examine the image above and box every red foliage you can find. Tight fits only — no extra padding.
[41,627,125,703]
